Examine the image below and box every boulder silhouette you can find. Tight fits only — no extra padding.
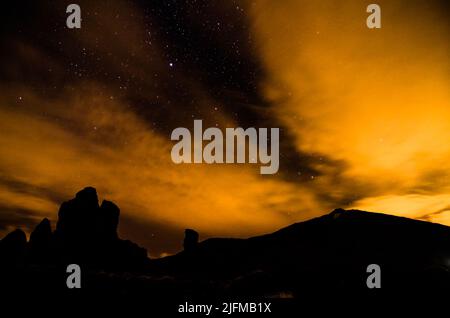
[30,218,52,244]
[0,229,27,267]
[183,229,199,252]
[29,218,53,263]
[55,186,99,244]
[99,200,120,240]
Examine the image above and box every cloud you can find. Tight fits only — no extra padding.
[0,81,323,256]
[249,0,450,221]
[351,194,450,225]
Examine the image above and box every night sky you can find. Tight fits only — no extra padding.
[0,0,449,257]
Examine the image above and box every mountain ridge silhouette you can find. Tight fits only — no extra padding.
[0,186,449,297]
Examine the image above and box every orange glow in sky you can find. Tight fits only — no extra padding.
[0,0,448,256]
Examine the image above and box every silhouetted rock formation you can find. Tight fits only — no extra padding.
[183,229,199,252]
[99,200,120,240]
[55,186,102,245]
[0,187,148,271]
[29,218,52,263]
[30,218,52,245]
[0,229,27,267]
[53,187,147,269]
[54,187,119,243]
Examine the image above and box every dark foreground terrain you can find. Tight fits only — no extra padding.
[0,187,449,310]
